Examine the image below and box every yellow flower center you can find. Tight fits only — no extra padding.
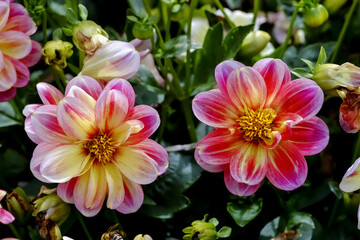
[237,108,277,142]
[84,133,115,164]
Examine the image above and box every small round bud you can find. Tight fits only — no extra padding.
[132,22,154,40]
[238,30,271,57]
[303,4,329,28]
[42,40,73,70]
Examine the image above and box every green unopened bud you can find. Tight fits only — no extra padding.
[238,30,271,57]
[42,40,73,70]
[132,22,154,40]
[312,62,360,96]
[72,20,109,55]
[6,187,33,224]
[183,220,217,240]
[303,4,329,28]
[324,0,347,14]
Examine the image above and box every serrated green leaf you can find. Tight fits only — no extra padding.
[222,24,254,59]
[316,46,327,66]
[65,8,79,25]
[154,35,201,58]
[78,4,88,21]
[52,28,62,40]
[217,226,232,238]
[227,198,263,227]
[328,180,344,199]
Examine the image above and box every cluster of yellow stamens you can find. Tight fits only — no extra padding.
[237,108,277,142]
[83,133,115,164]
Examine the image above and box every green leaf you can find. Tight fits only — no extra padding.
[316,46,327,66]
[288,212,315,229]
[155,35,201,58]
[0,149,28,179]
[62,27,73,37]
[126,0,147,18]
[217,226,232,238]
[209,218,219,227]
[291,68,313,79]
[52,28,62,40]
[0,102,21,128]
[328,180,344,199]
[127,15,139,23]
[65,8,79,25]
[227,198,263,227]
[222,24,254,59]
[78,4,88,21]
[301,58,316,72]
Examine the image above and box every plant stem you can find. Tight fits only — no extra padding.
[353,132,360,163]
[75,210,93,240]
[181,98,197,142]
[9,223,22,239]
[42,9,47,43]
[51,66,66,93]
[278,6,299,59]
[157,95,173,142]
[330,0,358,63]
[79,50,85,70]
[214,0,235,28]
[9,97,24,122]
[252,0,260,29]
[326,197,341,230]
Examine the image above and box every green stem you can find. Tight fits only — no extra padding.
[157,96,174,142]
[51,66,66,93]
[79,50,85,70]
[42,9,47,43]
[278,6,299,59]
[9,98,24,122]
[110,211,125,231]
[326,197,341,230]
[214,0,235,28]
[185,0,198,97]
[166,59,184,99]
[181,98,197,142]
[330,0,358,63]
[353,132,360,163]
[161,2,171,41]
[252,0,260,29]
[142,0,152,15]
[75,211,93,240]
[9,223,22,239]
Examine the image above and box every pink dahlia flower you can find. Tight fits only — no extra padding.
[192,58,329,196]
[0,189,15,224]
[25,76,169,216]
[0,0,42,102]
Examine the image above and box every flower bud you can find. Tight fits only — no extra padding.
[79,41,140,82]
[303,4,329,28]
[183,220,217,240]
[6,187,33,224]
[42,40,73,70]
[73,20,109,55]
[132,22,154,40]
[238,31,271,57]
[134,234,153,240]
[324,0,347,14]
[312,62,360,96]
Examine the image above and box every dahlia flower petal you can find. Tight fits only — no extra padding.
[110,121,144,146]
[103,78,135,109]
[9,3,27,17]
[95,90,129,132]
[57,97,97,140]
[224,167,261,196]
[105,163,125,209]
[30,142,62,183]
[31,105,72,143]
[253,58,291,106]
[0,47,4,70]
[0,1,10,30]
[57,178,77,204]
[37,82,64,105]
[267,142,307,191]
[195,150,227,172]
[24,114,42,144]
[0,87,16,102]
[2,15,36,35]
[0,189,5,200]
[339,157,360,192]
[339,96,360,133]
[131,139,169,175]
[0,57,16,91]
[19,40,42,67]
[192,89,239,128]
[65,75,102,100]
[67,85,96,109]
[74,165,107,217]
[195,129,242,166]
[215,60,245,96]
[125,105,160,145]
[288,116,329,155]
[114,147,158,185]
[9,58,29,87]
[39,144,90,183]
[116,175,144,214]
[0,208,15,224]
[227,67,266,110]
[23,103,41,117]
[0,31,32,59]
[230,142,268,185]
[275,78,324,119]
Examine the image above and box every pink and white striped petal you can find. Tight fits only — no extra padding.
[0,49,4,70]
[103,78,136,110]
[73,165,107,217]
[0,1,9,30]
[9,58,29,88]
[131,139,169,175]
[9,3,27,17]
[275,78,324,119]
[0,31,32,59]
[104,163,125,209]
[114,147,159,185]
[224,167,261,196]
[19,40,42,67]
[0,87,16,102]
[36,82,64,105]
[110,120,143,146]
[24,115,42,144]
[230,142,268,185]
[192,89,239,129]
[31,105,72,143]
[288,116,329,156]
[339,157,360,192]
[57,178,78,204]
[195,154,227,173]
[215,60,245,96]
[66,85,96,109]
[39,144,90,183]
[226,67,266,111]
[57,97,97,140]
[95,90,129,132]
[116,175,144,214]
[266,142,308,191]
[0,57,16,91]
[0,208,15,224]
[125,105,160,145]
[253,58,291,107]
[65,75,102,101]
[1,15,36,35]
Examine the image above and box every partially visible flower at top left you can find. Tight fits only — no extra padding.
[0,189,15,224]
[0,0,42,102]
